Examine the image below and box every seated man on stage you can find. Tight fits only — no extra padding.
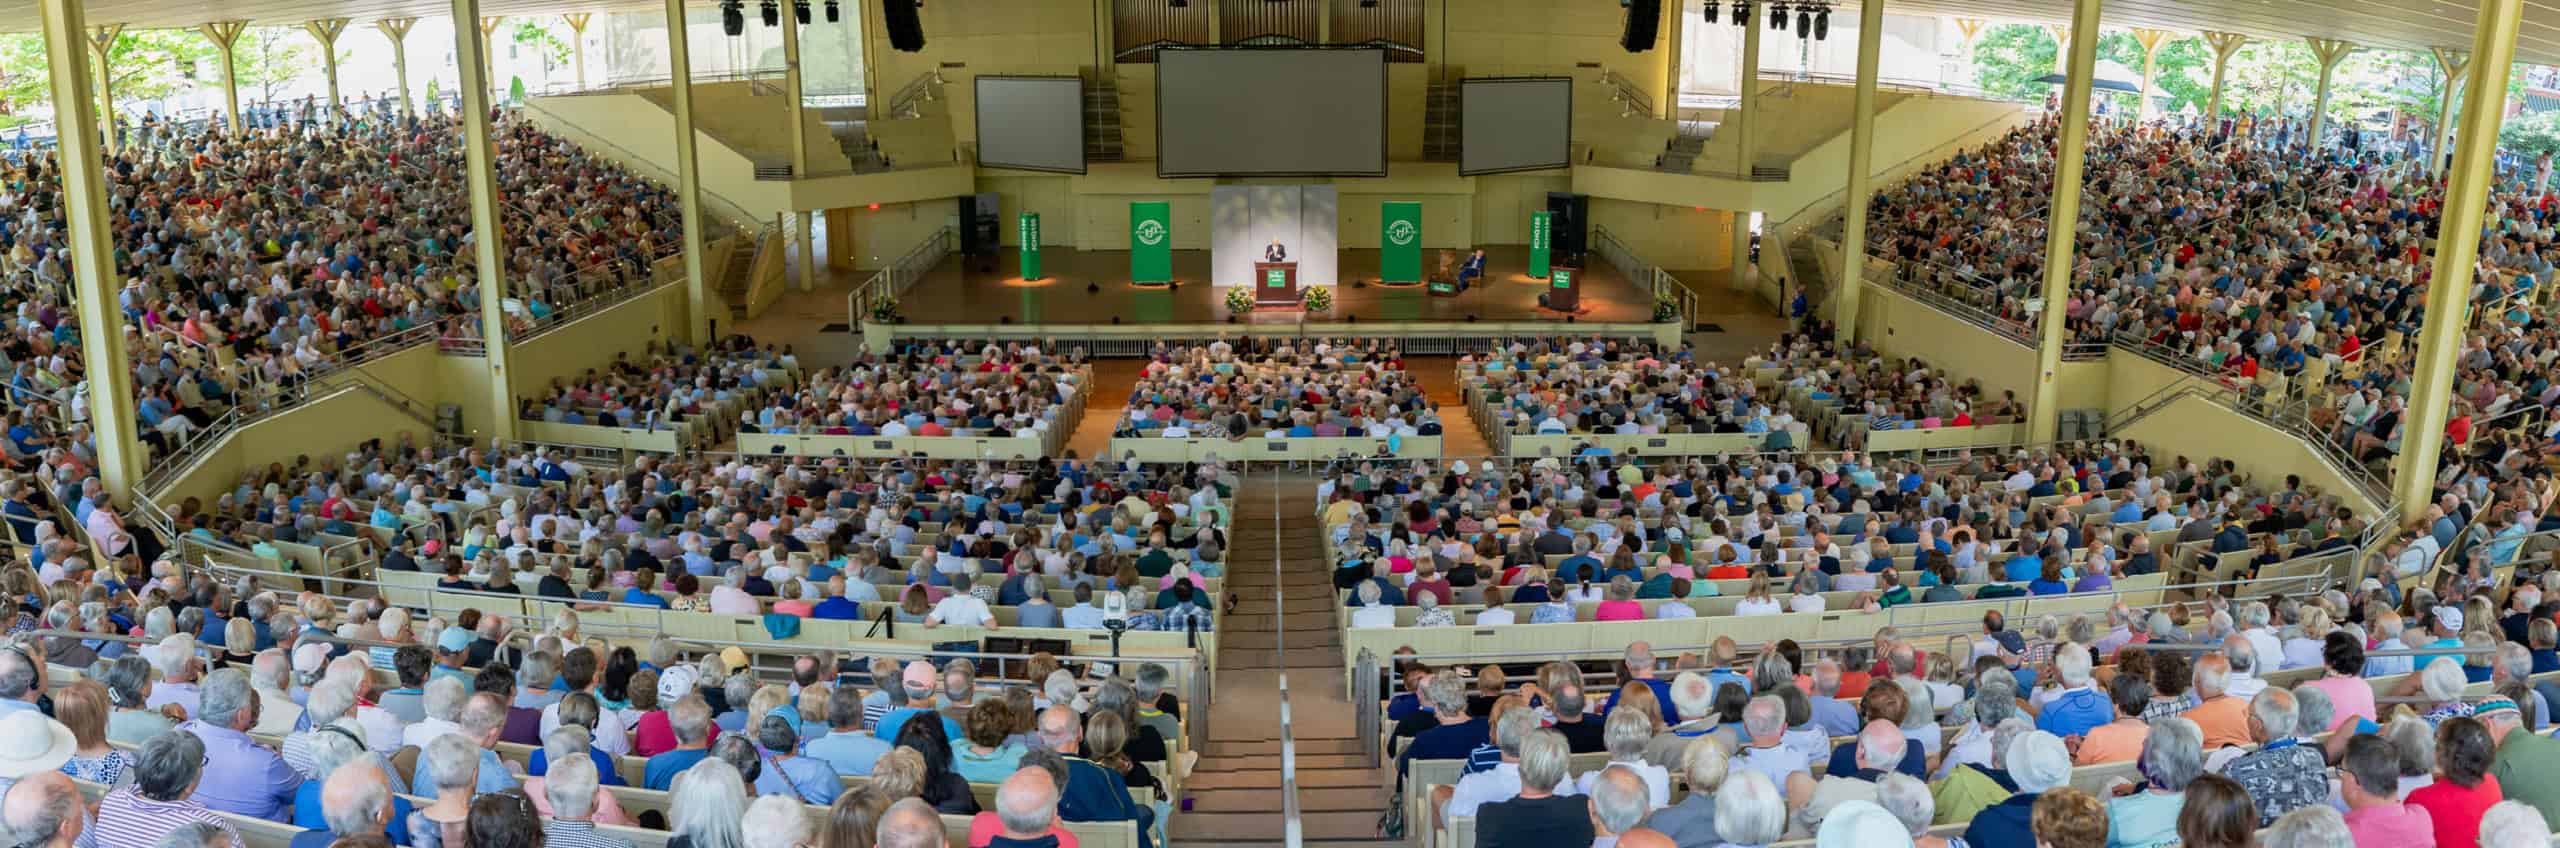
[1457,249,1487,291]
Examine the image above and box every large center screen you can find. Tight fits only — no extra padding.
[1155,48,1387,178]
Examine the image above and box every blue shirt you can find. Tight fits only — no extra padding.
[643,748,712,790]
[752,754,844,804]
[873,708,965,745]
[2004,554,2044,583]
[182,722,301,821]
[1826,740,1927,778]
[2035,687,2114,739]
[526,747,628,785]
[413,747,521,797]
[1604,678,1680,722]
[294,781,414,844]
[803,730,893,775]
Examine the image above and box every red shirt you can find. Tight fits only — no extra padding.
[2407,774,2503,848]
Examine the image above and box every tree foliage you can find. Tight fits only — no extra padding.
[512,20,572,71]
[1971,24,2056,103]
[0,29,214,113]
[232,27,315,103]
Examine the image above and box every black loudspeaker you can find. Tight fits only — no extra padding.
[1546,192,1589,267]
[883,0,925,51]
[1621,0,1662,52]
[959,192,999,258]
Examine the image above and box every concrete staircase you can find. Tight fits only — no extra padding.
[1658,130,1707,172]
[715,231,764,313]
[1170,475,1392,846]
[815,105,892,173]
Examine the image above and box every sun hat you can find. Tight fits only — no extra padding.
[0,712,75,777]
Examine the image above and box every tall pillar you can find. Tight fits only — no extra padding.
[2131,28,2171,121]
[305,18,349,120]
[2305,38,2355,149]
[2430,47,2473,175]
[84,24,120,153]
[39,0,140,501]
[2202,31,2247,127]
[197,21,247,131]
[1830,0,1885,341]
[480,16,505,99]
[2026,0,2103,442]
[667,0,713,343]
[2044,23,2069,75]
[378,18,418,116]
[781,2,815,290]
[452,0,521,443]
[2398,0,2519,520]
[564,13,592,90]
[1728,7,1763,292]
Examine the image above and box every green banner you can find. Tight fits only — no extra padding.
[1265,267,1290,288]
[1529,211,1553,279]
[1380,201,1422,283]
[1018,213,1042,281]
[1553,267,1576,290]
[1130,202,1172,284]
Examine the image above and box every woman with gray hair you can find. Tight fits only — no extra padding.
[2261,806,2352,848]
[669,758,750,848]
[405,735,479,848]
[1875,773,1961,848]
[1088,679,1167,764]
[1570,706,1671,808]
[2104,716,2204,848]
[2384,715,2438,797]
[1935,673,2017,779]
[93,654,175,746]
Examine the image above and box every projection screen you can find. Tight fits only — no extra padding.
[1156,48,1386,178]
[1459,77,1573,176]
[974,76,1087,174]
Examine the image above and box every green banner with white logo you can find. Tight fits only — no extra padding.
[1018,213,1042,281]
[1380,201,1422,284]
[1130,202,1172,284]
[1529,211,1553,279]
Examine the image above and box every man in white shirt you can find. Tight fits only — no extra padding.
[1060,584,1107,629]
[708,568,761,615]
[403,676,469,750]
[2236,602,2283,677]
[540,647,631,756]
[926,590,998,629]
[1442,709,1577,822]
[248,650,306,737]
[1474,603,1515,626]
[2221,635,2268,700]
[1348,581,1397,629]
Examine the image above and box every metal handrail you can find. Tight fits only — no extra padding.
[1590,225,1693,329]
[847,226,956,321]
[885,70,943,120]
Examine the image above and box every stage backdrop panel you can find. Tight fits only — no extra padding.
[1156,48,1387,178]
[1460,77,1573,176]
[1212,186,1338,288]
[974,76,1087,174]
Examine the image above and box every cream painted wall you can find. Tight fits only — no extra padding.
[1590,198,1728,271]
[851,201,966,268]
[1473,173,1575,244]
[980,175,1082,247]
[869,0,1102,147]
[1855,284,2108,418]
[2117,394,2382,517]
[1440,0,1673,110]
[160,389,430,509]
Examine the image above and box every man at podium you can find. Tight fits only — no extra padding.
[1264,241,1288,263]
[1457,249,1487,291]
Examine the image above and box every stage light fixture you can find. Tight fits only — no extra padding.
[795,0,811,24]
[1796,8,1810,35]
[1731,0,1748,26]
[1361,0,1379,6]
[1170,0,1188,6]
[1770,3,1786,30]
[760,0,778,27]
[1813,5,1828,39]
[1702,0,1717,23]
[824,0,839,21]
[720,0,744,36]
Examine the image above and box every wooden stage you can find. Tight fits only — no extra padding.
[888,245,1655,325]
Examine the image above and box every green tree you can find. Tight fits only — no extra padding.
[1972,23,2057,103]
[0,28,214,112]
[2500,109,2560,158]
[512,20,572,72]
[232,27,314,103]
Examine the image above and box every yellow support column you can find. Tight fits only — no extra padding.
[40,0,140,501]
[84,24,120,153]
[2431,47,2473,175]
[782,1,816,291]
[2202,31,2247,128]
[1830,0,1885,341]
[564,13,592,91]
[198,21,247,131]
[378,18,418,116]
[2398,0,2519,521]
[667,0,713,343]
[304,18,349,120]
[2131,29,2170,122]
[1728,7,1762,292]
[2304,38,2355,149]
[2026,0,2102,443]
[2045,24,2068,75]
[452,0,521,444]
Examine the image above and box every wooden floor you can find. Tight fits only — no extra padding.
[889,246,1659,324]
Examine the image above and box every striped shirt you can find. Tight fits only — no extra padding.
[76,789,244,848]
[540,820,634,848]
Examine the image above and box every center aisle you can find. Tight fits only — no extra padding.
[1407,355,1489,458]
[1172,471,1391,846]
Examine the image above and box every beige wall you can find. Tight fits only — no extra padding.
[160,388,431,511]
[1855,284,2107,417]
[1591,199,1732,271]
[2117,393,2383,517]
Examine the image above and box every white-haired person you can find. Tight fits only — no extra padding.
[1638,739,1725,846]
[739,794,812,848]
[1711,770,1787,848]
[1441,705,1572,824]
[1572,706,1671,809]
[2481,800,2556,847]
[1470,729,1591,848]
[1961,730,2071,847]
[522,726,637,826]
[1797,720,1905,832]
[1874,773,1959,848]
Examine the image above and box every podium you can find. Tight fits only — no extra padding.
[1541,267,1580,313]
[1255,262,1299,307]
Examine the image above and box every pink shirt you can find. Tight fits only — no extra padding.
[2342,803,2434,848]
[2301,674,2379,732]
[1593,600,1644,621]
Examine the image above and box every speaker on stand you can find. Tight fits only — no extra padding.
[1545,192,1590,269]
[883,0,925,51]
[1621,0,1663,52]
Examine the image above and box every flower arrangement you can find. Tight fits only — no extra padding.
[1226,287,1255,315]
[1652,296,1682,323]
[869,295,902,323]
[1302,286,1334,313]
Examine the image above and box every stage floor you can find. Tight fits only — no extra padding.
[891,246,1654,325]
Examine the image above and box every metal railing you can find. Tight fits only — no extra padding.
[884,70,943,120]
[1600,70,1654,118]
[847,225,957,322]
[1590,225,1694,329]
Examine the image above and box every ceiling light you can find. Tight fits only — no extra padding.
[1772,2,1787,30]
[794,0,810,24]
[1796,8,1810,35]
[760,0,778,26]
[823,0,839,22]
[1813,5,1828,39]
[721,0,745,35]
[1703,0,1718,23]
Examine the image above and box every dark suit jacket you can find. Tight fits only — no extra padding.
[1265,245,1287,262]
